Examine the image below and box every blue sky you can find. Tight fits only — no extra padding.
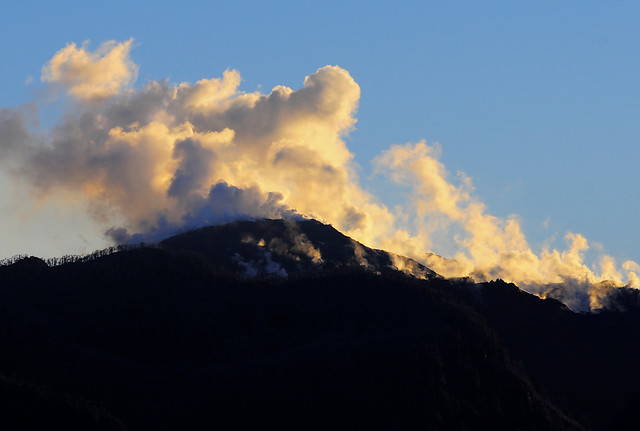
[1,1,639,275]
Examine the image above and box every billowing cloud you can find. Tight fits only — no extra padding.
[374,141,640,309]
[4,42,393,249]
[41,39,138,102]
[1,39,638,311]
[176,70,242,110]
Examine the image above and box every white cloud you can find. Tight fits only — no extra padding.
[41,39,138,102]
[1,39,639,310]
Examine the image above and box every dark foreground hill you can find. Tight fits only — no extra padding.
[0,219,638,429]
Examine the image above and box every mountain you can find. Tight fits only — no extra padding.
[0,219,638,429]
[160,218,438,279]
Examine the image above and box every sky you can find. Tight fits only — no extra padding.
[1,1,639,308]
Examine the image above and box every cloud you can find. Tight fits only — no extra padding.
[240,220,324,266]
[2,39,639,311]
[22,53,397,250]
[176,70,242,110]
[41,39,138,102]
[374,141,640,310]
[232,250,288,279]
[281,220,323,264]
[0,104,38,162]
[108,181,300,244]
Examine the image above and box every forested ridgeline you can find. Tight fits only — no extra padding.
[1,220,640,430]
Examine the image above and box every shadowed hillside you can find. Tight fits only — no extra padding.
[1,219,639,429]
[160,218,438,279]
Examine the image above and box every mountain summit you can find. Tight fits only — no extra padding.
[161,218,439,280]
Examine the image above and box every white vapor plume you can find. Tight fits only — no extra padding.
[0,39,638,311]
[374,141,639,310]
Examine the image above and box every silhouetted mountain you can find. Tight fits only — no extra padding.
[0,219,638,429]
[160,218,438,279]
[455,279,640,431]
[0,374,126,430]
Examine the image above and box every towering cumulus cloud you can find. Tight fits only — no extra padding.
[0,39,638,310]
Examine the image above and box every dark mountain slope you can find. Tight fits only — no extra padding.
[0,222,579,430]
[161,218,438,279]
[0,374,126,431]
[459,280,640,431]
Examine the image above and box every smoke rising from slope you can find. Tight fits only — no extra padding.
[374,142,639,310]
[0,39,637,310]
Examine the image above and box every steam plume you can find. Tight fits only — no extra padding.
[0,39,637,310]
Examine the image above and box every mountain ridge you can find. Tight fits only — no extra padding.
[0,218,639,429]
[159,218,440,280]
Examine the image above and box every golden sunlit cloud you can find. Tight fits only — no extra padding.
[41,39,138,102]
[1,39,638,311]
